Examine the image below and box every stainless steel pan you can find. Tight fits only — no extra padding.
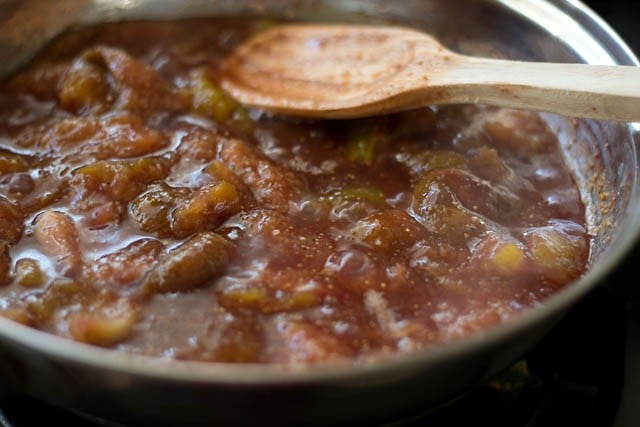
[0,1,638,425]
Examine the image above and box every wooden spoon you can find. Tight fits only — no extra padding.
[220,24,640,121]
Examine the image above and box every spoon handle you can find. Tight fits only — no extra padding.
[441,56,640,122]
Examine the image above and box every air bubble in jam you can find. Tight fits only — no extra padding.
[324,248,372,276]
[0,17,589,365]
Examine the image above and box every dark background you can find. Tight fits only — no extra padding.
[584,0,640,54]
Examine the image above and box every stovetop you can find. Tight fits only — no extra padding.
[0,1,638,426]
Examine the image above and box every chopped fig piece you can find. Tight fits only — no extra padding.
[34,211,82,276]
[140,232,235,296]
[0,198,24,244]
[68,307,136,346]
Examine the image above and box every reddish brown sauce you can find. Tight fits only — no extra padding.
[0,18,589,365]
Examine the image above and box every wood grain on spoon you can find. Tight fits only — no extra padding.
[220,24,640,121]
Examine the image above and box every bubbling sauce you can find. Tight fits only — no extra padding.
[0,18,588,365]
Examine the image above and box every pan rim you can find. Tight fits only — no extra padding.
[0,0,638,386]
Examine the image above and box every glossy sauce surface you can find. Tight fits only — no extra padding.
[0,18,589,365]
